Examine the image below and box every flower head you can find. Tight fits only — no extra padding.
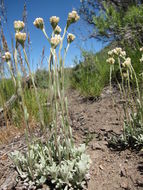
[123,72,128,78]
[67,33,75,44]
[3,52,11,62]
[108,48,124,57]
[140,47,143,52]
[50,34,61,48]
[123,57,131,67]
[50,16,60,29]
[113,47,122,55]
[120,51,126,58]
[54,25,62,34]
[67,10,80,27]
[33,18,44,30]
[106,57,115,65]
[15,32,26,46]
[14,21,25,32]
[108,50,114,57]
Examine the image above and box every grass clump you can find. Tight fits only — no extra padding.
[35,69,49,89]
[71,47,111,98]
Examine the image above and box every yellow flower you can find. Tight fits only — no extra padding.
[67,10,80,26]
[33,18,44,30]
[14,21,25,32]
[50,34,61,48]
[54,25,62,34]
[15,32,26,46]
[106,57,115,65]
[67,33,75,43]
[50,16,60,29]
[3,52,11,62]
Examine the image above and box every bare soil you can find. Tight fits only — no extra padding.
[0,87,143,190]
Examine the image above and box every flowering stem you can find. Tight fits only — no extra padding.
[42,28,50,43]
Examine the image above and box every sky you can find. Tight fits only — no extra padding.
[3,0,107,70]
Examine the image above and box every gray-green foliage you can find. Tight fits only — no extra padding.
[10,142,91,189]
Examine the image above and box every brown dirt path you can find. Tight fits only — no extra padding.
[67,87,143,190]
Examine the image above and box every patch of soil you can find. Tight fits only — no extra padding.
[0,87,143,190]
[68,87,143,190]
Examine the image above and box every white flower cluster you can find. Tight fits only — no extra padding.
[14,21,25,32]
[67,10,80,26]
[67,33,75,44]
[106,57,115,65]
[51,34,61,48]
[107,47,128,65]
[2,51,11,62]
[14,20,26,46]
[108,47,126,58]
[15,32,26,46]
[33,18,44,30]
[122,57,131,67]
[50,16,60,29]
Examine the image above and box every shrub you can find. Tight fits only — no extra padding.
[35,69,49,89]
[71,47,110,97]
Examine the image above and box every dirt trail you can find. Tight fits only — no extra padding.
[68,87,143,190]
[0,87,143,190]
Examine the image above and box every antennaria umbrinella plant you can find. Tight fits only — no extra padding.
[107,47,143,149]
[10,11,91,189]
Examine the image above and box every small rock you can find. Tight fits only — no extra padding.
[120,181,128,189]
[99,165,104,170]
[120,168,127,177]
[91,142,105,151]
[125,159,128,163]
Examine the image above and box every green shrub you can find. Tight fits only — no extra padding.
[35,69,49,89]
[71,47,111,97]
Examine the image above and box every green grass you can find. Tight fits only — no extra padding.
[0,77,52,127]
[0,78,15,106]
[71,46,112,97]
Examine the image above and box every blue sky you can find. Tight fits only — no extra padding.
[3,0,106,70]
